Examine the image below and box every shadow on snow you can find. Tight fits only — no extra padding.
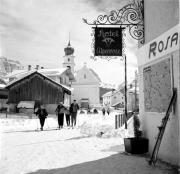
[26,153,178,174]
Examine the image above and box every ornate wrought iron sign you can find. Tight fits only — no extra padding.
[83,0,144,59]
[95,27,123,56]
[83,0,144,129]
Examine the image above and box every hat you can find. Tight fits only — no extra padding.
[41,104,45,108]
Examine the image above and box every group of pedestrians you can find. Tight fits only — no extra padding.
[35,100,79,131]
[55,100,79,129]
[102,107,110,116]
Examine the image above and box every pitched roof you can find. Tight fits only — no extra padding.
[102,89,124,98]
[5,67,75,81]
[89,68,101,82]
[74,64,101,83]
[0,78,6,85]
[5,71,72,94]
[102,91,112,97]
[38,68,67,76]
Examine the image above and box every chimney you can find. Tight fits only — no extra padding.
[28,65,31,71]
[36,65,39,70]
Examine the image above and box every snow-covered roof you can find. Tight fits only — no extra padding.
[75,64,101,83]
[102,89,124,98]
[99,82,115,89]
[0,84,6,88]
[38,68,67,76]
[0,78,6,85]
[6,71,72,93]
[102,91,112,97]
[6,67,75,85]
[89,68,101,82]
[17,101,35,109]
[6,67,72,79]
[5,69,27,78]
[59,83,74,92]
[112,101,124,107]
[6,70,36,87]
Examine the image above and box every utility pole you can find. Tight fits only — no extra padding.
[134,70,137,111]
[124,55,127,129]
[82,0,144,129]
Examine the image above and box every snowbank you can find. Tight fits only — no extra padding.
[79,111,134,138]
[1,111,134,139]
[0,114,59,132]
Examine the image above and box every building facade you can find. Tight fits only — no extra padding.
[137,0,179,166]
[72,63,101,108]
[62,41,114,108]
[102,88,138,111]
[102,90,124,108]
[6,71,71,114]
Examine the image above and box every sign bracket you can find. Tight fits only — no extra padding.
[83,0,144,129]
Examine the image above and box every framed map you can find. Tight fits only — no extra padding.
[143,58,172,113]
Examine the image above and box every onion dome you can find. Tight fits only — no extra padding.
[64,41,74,55]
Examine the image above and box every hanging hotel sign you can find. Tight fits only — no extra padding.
[94,27,123,56]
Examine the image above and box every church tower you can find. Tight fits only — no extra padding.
[63,40,75,74]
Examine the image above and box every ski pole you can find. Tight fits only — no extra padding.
[46,118,50,129]
[36,118,39,131]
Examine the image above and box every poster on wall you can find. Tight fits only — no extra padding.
[143,58,172,113]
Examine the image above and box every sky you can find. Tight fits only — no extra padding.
[0,0,138,87]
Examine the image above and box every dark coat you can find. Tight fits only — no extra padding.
[36,108,48,119]
[70,103,79,113]
[55,104,66,115]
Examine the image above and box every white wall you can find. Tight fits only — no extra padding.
[102,93,111,107]
[72,64,100,106]
[138,25,180,165]
[139,52,179,165]
[63,55,75,74]
[144,0,179,44]
[74,66,99,84]
[72,84,100,106]
[139,1,179,165]
[137,1,180,165]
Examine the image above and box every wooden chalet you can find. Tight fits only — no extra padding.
[0,79,8,111]
[5,71,72,114]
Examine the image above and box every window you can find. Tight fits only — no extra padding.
[68,58,70,62]
[84,74,86,79]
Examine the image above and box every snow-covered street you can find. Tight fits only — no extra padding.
[0,113,178,174]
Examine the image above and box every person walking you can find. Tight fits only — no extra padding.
[70,100,79,128]
[65,106,71,127]
[102,107,106,116]
[35,105,48,131]
[55,102,65,129]
[107,107,110,115]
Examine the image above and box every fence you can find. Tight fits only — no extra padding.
[115,112,134,129]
